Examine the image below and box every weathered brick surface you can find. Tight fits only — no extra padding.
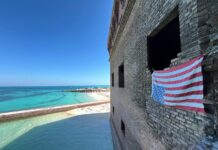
[109,0,218,149]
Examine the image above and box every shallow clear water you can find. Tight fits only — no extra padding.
[0,85,109,113]
[0,112,114,150]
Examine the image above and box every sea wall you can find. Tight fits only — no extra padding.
[0,100,110,122]
[109,0,218,149]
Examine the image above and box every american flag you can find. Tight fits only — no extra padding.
[151,55,205,113]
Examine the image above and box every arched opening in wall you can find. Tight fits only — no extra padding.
[147,7,181,72]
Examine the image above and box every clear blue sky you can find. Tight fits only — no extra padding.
[0,0,113,86]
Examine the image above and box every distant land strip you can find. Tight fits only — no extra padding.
[64,88,110,93]
[0,100,110,122]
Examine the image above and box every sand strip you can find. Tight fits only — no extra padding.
[0,91,110,122]
[0,100,109,122]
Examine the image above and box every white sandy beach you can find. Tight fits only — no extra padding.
[88,91,110,100]
[65,91,110,115]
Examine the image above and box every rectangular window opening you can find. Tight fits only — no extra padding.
[119,63,124,88]
[111,73,114,87]
[121,120,125,136]
[147,8,181,72]
[112,106,115,114]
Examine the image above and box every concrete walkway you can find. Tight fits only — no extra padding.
[2,113,114,150]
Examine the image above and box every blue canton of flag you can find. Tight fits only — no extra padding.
[152,84,165,105]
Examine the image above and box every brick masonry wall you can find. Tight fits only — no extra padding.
[110,0,218,149]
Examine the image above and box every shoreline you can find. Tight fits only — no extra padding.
[65,88,110,93]
[0,91,110,122]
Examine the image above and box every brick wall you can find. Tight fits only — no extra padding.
[109,0,218,149]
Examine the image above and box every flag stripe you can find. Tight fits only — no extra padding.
[165,91,203,97]
[153,67,201,82]
[164,95,203,101]
[165,102,204,108]
[153,76,203,88]
[166,81,203,90]
[153,56,203,75]
[170,106,205,113]
[154,72,202,84]
[165,99,203,103]
[153,63,202,79]
[165,85,203,94]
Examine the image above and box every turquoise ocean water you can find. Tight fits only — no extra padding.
[0,85,109,113]
[0,85,113,150]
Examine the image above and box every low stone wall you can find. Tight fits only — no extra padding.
[0,100,110,122]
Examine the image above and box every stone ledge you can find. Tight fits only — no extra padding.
[109,0,136,57]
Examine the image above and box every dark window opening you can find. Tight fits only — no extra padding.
[112,106,115,114]
[119,63,124,88]
[111,73,114,87]
[147,13,181,72]
[121,120,125,136]
[203,74,215,115]
[204,103,215,114]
